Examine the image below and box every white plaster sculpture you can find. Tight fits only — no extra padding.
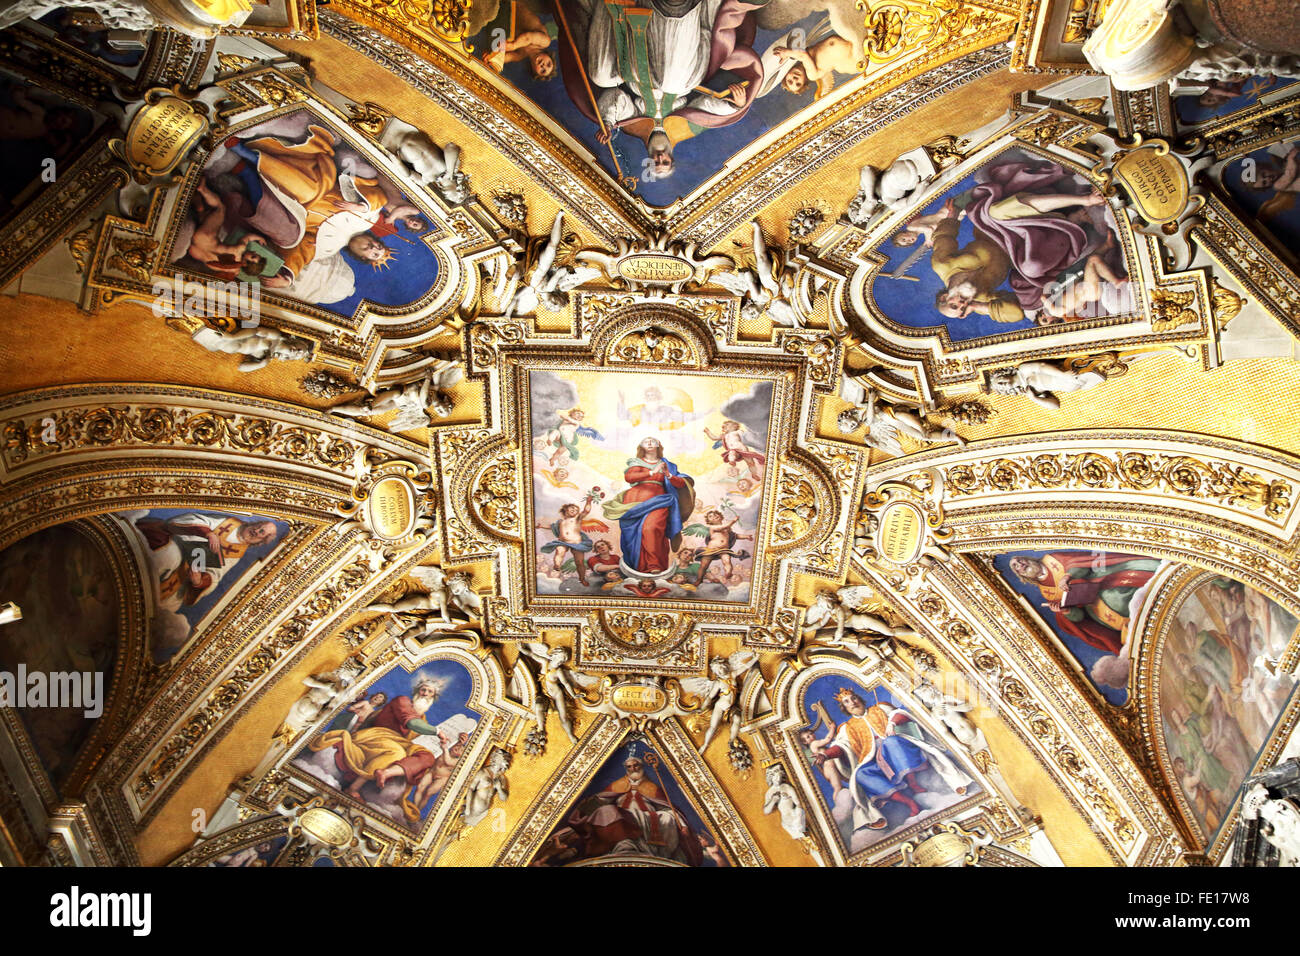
[504,212,601,318]
[192,327,313,372]
[847,152,937,227]
[762,763,808,840]
[681,650,759,752]
[462,748,511,828]
[838,374,965,453]
[379,120,470,204]
[712,221,800,327]
[331,361,463,432]
[985,360,1105,410]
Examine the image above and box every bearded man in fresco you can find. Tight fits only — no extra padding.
[1008,551,1162,655]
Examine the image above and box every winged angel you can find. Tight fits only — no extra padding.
[504,212,602,318]
[331,360,464,432]
[365,566,481,643]
[681,651,760,752]
[712,221,800,327]
[512,642,600,745]
[837,374,964,455]
[803,585,918,660]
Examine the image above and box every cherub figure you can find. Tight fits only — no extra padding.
[540,466,579,490]
[505,212,602,317]
[848,155,935,227]
[798,726,846,792]
[913,681,987,755]
[684,509,753,586]
[762,763,808,839]
[515,642,595,744]
[713,220,800,327]
[191,326,314,373]
[462,748,511,828]
[542,407,604,467]
[380,123,470,203]
[985,360,1105,410]
[331,361,463,432]
[537,496,608,585]
[837,374,965,454]
[704,419,766,480]
[802,586,918,649]
[681,651,760,752]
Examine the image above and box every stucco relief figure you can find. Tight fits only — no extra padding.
[463,748,512,828]
[555,0,767,180]
[681,650,759,752]
[515,642,596,745]
[504,212,601,317]
[837,375,964,454]
[763,763,808,839]
[191,326,315,372]
[712,220,799,326]
[252,659,364,778]
[848,153,936,227]
[985,360,1106,410]
[378,121,470,204]
[912,681,987,756]
[602,436,696,578]
[331,362,464,431]
[365,566,481,644]
[802,586,918,659]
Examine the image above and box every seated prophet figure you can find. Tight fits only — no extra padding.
[1007,552,1161,654]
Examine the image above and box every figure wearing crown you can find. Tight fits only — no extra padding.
[811,687,973,833]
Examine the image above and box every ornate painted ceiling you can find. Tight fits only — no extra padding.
[1,0,1299,870]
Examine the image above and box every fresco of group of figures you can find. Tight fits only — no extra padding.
[794,675,980,856]
[532,738,728,866]
[114,508,290,663]
[167,108,441,316]
[993,549,1167,706]
[459,0,866,205]
[1222,133,1300,262]
[1159,575,1298,841]
[528,368,773,604]
[868,144,1135,346]
[291,659,479,831]
[0,526,118,786]
[0,69,102,224]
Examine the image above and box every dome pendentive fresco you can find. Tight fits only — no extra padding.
[0,0,1299,885]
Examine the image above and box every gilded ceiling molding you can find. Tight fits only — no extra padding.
[319,7,644,239]
[167,639,535,867]
[319,8,1014,246]
[78,63,500,381]
[1193,195,1300,339]
[0,383,425,549]
[445,302,858,673]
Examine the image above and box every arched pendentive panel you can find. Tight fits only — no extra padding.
[853,429,1300,861]
[1141,568,1300,861]
[0,383,428,550]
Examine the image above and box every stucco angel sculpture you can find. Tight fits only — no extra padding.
[837,374,965,454]
[712,221,800,327]
[504,212,601,318]
[681,650,760,752]
[380,121,470,204]
[985,360,1105,410]
[847,155,935,227]
[513,642,598,745]
[365,566,480,643]
[802,586,919,657]
[331,360,463,431]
